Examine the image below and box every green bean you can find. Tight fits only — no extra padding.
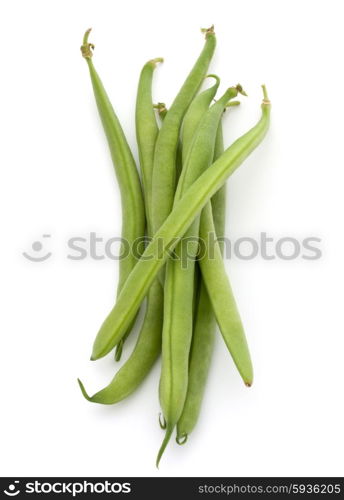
[78,57,166,402]
[182,96,253,386]
[114,57,164,361]
[90,87,271,362]
[156,77,220,435]
[180,76,221,323]
[151,26,216,234]
[211,125,227,245]
[136,58,163,235]
[210,101,243,247]
[208,103,240,239]
[198,200,252,384]
[154,102,183,182]
[155,74,220,292]
[178,98,253,389]
[157,88,242,466]
[77,279,163,403]
[176,285,215,443]
[175,86,244,201]
[80,29,145,322]
[181,74,220,162]
[176,123,225,443]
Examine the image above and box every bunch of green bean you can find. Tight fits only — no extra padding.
[78,26,271,467]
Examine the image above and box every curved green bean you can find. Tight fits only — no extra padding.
[180,76,221,323]
[154,102,183,183]
[155,75,220,294]
[157,88,243,466]
[78,55,166,401]
[114,57,164,361]
[176,123,225,443]
[155,77,222,444]
[136,58,163,235]
[80,29,145,326]
[181,74,220,162]
[78,279,163,403]
[183,96,252,385]
[211,125,227,245]
[151,26,216,234]
[91,87,271,362]
[198,201,252,384]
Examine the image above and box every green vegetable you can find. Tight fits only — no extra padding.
[157,86,236,466]
[78,56,165,402]
[80,29,145,346]
[79,27,272,465]
[176,122,226,443]
[90,87,271,364]
[77,279,163,403]
[151,26,216,234]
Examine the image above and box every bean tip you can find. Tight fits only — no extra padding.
[236,84,248,97]
[81,28,94,59]
[149,57,164,67]
[201,25,215,38]
[261,84,270,105]
[77,378,92,402]
[176,433,188,445]
[156,425,174,468]
[153,102,167,117]
[114,339,124,361]
[158,413,167,430]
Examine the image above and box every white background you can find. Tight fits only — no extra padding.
[0,0,343,477]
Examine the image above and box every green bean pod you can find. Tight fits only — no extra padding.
[115,57,164,361]
[183,97,253,385]
[78,279,163,403]
[154,102,168,120]
[133,58,166,380]
[151,26,216,234]
[157,88,240,467]
[155,75,220,295]
[91,87,271,363]
[211,125,227,243]
[180,76,221,320]
[181,74,220,162]
[155,76,220,432]
[154,102,184,192]
[78,58,165,402]
[136,58,164,235]
[80,29,145,308]
[176,123,225,443]
[198,201,252,384]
